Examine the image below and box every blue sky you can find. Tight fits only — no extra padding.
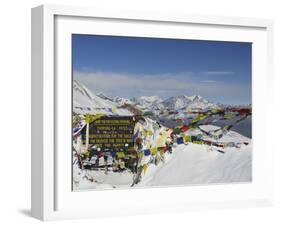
[73,34,252,105]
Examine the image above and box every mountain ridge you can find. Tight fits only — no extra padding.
[73,79,221,115]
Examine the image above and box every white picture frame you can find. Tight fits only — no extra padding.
[31,4,274,221]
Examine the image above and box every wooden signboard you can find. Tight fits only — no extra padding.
[82,116,138,150]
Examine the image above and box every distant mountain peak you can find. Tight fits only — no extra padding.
[135,96,164,111]
[138,95,163,104]
[162,95,216,110]
[190,95,203,100]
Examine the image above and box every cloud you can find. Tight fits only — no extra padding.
[74,71,194,98]
[74,71,251,104]
[200,80,217,83]
[203,71,234,75]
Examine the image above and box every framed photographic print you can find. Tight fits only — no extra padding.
[31,4,274,220]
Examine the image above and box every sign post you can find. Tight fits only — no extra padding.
[82,116,137,150]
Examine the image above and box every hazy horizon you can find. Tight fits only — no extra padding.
[75,78,251,106]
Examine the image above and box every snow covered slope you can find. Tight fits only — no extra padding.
[139,125,251,186]
[73,80,133,116]
[140,143,251,186]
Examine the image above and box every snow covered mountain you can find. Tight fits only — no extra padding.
[73,80,133,116]
[120,95,217,112]
[135,96,164,111]
[73,79,217,116]
[113,96,134,106]
[162,95,217,111]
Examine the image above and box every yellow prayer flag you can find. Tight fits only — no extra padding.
[184,135,191,143]
[137,152,144,158]
[112,107,117,113]
[151,147,158,155]
[117,152,125,158]
[143,164,148,175]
